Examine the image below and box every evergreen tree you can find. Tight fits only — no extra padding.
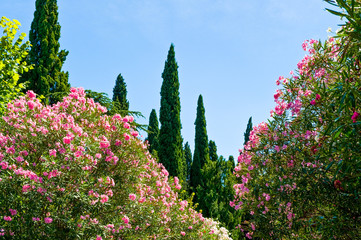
[20,0,69,105]
[228,155,235,171]
[184,142,192,184]
[112,73,129,113]
[244,116,253,145]
[190,94,209,192]
[158,44,184,182]
[209,140,218,162]
[147,109,159,155]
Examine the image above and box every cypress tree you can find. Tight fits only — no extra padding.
[244,116,253,145]
[228,155,235,171]
[147,109,159,155]
[20,0,69,105]
[158,44,184,181]
[209,140,218,162]
[190,94,209,191]
[112,73,129,113]
[184,142,192,184]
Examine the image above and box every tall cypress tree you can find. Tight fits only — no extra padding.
[190,94,209,191]
[147,109,159,155]
[209,140,218,162]
[244,116,253,145]
[184,142,192,184]
[112,73,129,113]
[158,44,184,181]
[20,0,69,105]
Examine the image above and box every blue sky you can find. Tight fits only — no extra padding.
[2,0,342,159]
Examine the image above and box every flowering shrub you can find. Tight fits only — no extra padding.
[232,2,361,238]
[0,88,230,239]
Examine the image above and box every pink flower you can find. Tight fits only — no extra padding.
[3,216,12,221]
[352,112,359,123]
[122,216,129,224]
[44,217,53,224]
[27,101,35,110]
[310,99,316,105]
[63,136,72,144]
[96,236,102,240]
[123,133,130,141]
[181,231,186,236]
[131,131,139,137]
[9,209,17,216]
[100,194,109,203]
[49,149,57,157]
[100,140,110,148]
[26,91,36,99]
[129,193,136,201]
[316,94,321,100]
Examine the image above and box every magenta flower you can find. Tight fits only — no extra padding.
[44,217,53,224]
[100,194,109,203]
[351,112,359,123]
[122,216,129,224]
[3,216,12,221]
[129,193,136,201]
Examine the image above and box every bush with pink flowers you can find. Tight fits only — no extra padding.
[0,88,230,239]
[232,1,361,239]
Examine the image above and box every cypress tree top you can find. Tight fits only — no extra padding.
[190,94,210,190]
[147,109,159,154]
[112,73,129,111]
[184,142,192,183]
[158,44,184,180]
[21,0,69,105]
[209,140,218,162]
[244,116,253,145]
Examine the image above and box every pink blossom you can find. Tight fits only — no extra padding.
[96,236,102,240]
[63,136,72,144]
[129,193,136,201]
[123,133,130,141]
[100,194,109,203]
[122,216,129,224]
[26,91,36,99]
[3,216,12,221]
[352,112,359,123]
[27,101,35,110]
[100,140,110,148]
[181,231,186,236]
[9,209,17,216]
[44,217,53,224]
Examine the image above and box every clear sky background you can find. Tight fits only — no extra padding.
[2,0,343,159]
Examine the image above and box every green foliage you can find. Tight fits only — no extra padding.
[209,140,218,162]
[184,142,192,185]
[0,17,32,115]
[243,117,253,145]
[190,94,209,193]
[158,44,185,183]
[146,109,159,155]
[85,89,112,110]
[228,155,235,171]
[112,73,129,113]
[20,0,69,105]
[196,141,243,239]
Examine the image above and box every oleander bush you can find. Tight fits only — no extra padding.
[0,88,231,239]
